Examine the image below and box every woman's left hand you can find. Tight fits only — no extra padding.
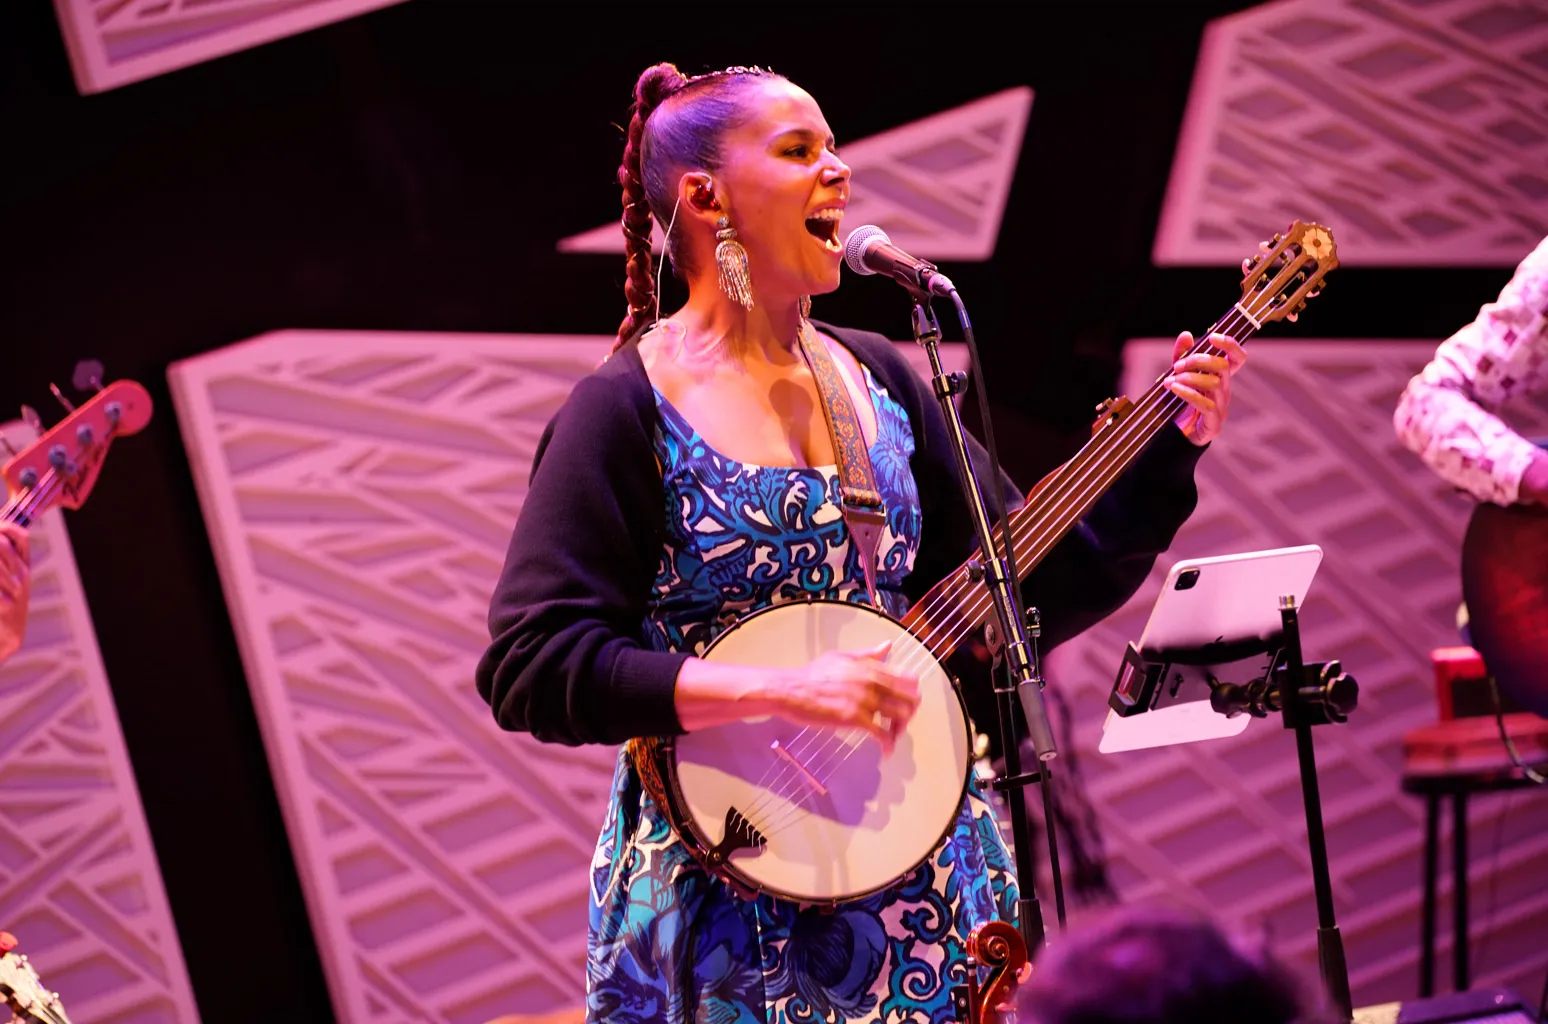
[1164,331,1247,447]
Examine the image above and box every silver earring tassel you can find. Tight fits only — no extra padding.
[715,216,755,310]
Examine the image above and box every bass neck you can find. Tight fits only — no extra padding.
[894,218,1339,664]
[897,308,1259,663]
[3,472,55,529]
[3,496,37,528]
[1009,308,1262,583]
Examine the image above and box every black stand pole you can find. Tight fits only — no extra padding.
[1206,596,1357,1023]
[910,297,1065,962]
[1277,595,1355,1023]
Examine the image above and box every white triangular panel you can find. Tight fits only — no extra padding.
[0,420,201,1022]
[1154,0,1548,266]
[52,0,413,95]
[558,87,1034,263]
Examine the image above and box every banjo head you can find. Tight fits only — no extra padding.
[673,599,972,903]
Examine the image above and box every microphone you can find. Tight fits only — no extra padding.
[843,225,956,297]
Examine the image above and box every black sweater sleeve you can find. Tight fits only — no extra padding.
[474,356,689,746]
[827,326,1204,650]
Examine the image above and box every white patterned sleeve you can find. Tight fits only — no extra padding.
[1394,236,1548,505]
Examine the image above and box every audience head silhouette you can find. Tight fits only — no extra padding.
[1017,906,1308,1024]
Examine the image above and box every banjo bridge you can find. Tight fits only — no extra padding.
[706,806,766,866]
[770,738,829,797]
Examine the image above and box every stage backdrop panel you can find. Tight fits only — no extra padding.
[1046,339,1548,1005]
[559,87,1034,264]
[166,330,967,1023]
[1154,0,1548,266]
[51,0,412,95]
[0,420,202,1024]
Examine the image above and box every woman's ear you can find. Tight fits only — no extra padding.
[679,171,724,226]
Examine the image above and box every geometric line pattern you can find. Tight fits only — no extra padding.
[558,87,1034,263]
[1048,340,1548,1005]
[1155,0,1548,266]
[50,0,412,95]
[165,330,966,1022]
[0,420,201,1024]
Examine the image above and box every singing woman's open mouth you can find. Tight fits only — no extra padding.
[804,206,844,254]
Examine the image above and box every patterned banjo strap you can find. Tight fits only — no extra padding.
[797,321,887,609]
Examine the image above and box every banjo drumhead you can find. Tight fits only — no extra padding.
[674,600,971,902]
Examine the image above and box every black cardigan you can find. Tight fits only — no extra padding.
[475,323,1205,746]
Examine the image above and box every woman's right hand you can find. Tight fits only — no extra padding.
[1519,448,1548,505]
[674,639,922,754]
[772,640,921,754]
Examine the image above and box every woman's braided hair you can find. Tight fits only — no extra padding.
[613,63,779,350]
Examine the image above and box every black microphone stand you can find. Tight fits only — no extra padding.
[903,285,1067,975]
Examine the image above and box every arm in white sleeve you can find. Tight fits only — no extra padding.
[1394,236,1548,505]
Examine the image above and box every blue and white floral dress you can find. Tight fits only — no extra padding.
[587,364,1018,1024]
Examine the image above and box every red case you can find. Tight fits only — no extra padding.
[1431,646,1489,721]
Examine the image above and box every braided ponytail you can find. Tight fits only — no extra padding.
[610,63,783,352]
[615,63,689,348]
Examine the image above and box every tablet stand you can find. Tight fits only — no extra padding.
[1111,595,1359,1023]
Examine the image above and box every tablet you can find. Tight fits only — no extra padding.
[1139,544,1324,655]
[1099,544,1324,754]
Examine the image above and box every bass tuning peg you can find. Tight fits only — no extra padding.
[49,383,76,414]
[72,359,105,394]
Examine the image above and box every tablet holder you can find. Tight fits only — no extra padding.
[1105,594,1359,1023]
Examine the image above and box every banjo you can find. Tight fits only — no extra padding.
[637,222,1339,904]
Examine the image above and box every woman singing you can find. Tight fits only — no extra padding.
[476,62,1245,1024]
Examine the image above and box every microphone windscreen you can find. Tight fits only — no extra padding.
[843,225,889,276]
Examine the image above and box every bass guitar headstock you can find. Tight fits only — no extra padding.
[1239,220,1338,326]
[2,371,153,526]
[0,932,71,1024]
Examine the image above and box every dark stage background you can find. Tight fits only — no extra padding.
[0,3,1523,1020]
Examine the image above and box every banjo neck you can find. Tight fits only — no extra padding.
[897,221,1339,663]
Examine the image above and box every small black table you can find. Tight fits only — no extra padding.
[1401,763,1545,997]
